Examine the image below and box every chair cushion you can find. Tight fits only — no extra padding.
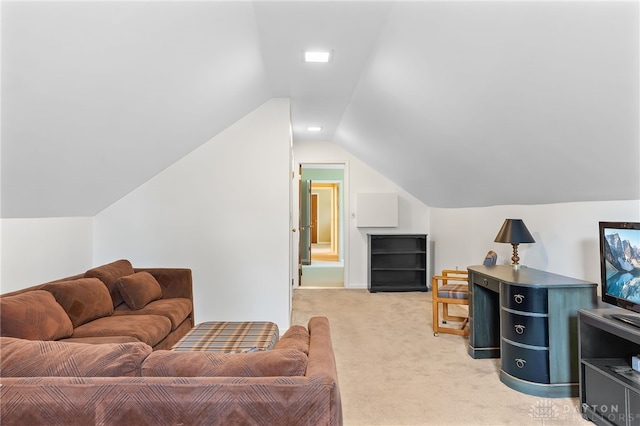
[0,337,151,377]
[116,272,162,310]
[0,290,74,340]
[141,349,308,377]
[42,278,114,327]
[85,259,135,308]
[72,315,172,347]
[437,284,469,300]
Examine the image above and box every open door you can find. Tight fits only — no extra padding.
[299,177,312,266]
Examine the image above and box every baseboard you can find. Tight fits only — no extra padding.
[346,283,367,289]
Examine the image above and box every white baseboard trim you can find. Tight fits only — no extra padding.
[345,283,367,289]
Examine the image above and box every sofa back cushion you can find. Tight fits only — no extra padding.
[43,278,114,328]
[0,337,152,377]
[113,298,192,331]
[273,325,310,355]
[85,259,135,308]
[0,290,74,340]
[141,349,308,377]
[116,272,163,310]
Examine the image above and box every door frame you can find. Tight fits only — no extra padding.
[293,162,349,288]
[310,182,340,262]
[311,193,318,244]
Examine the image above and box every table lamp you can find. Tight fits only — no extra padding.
[494,219,535,269]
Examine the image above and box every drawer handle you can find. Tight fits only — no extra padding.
[483,279,488,286]
[513,294,525,304]
[514,324,526,334]
[515,358,527,369]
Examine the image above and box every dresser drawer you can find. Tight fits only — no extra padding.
[472,273,499,292]
[501,340,550,384]
[503,284,548,313]
[501,310,549,347]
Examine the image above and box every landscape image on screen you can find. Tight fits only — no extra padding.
[603,228,640,303]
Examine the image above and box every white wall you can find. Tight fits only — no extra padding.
[295,141,639,290]
[0,217,93,292]
[293,141,431,288]
[93,99,292,330]
[430,200,640,285]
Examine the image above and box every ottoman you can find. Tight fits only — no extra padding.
[171,321,279,353]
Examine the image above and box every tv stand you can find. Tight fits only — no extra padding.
[579,308,640,425]
[610,313,640,329]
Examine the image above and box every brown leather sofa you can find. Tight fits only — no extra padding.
[0,260,342,425]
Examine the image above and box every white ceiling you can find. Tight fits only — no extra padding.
[2,1,638,218]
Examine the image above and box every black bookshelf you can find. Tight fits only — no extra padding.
[367,234,427,292]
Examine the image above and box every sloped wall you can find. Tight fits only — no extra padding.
[93,99,292,330]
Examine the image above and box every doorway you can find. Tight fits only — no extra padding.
[299,164,344,288]
[310,183,339,262]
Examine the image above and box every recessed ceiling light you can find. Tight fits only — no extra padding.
[304,51,331,63]
[307,126,322,132]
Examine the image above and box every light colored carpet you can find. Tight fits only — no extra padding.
[291,288,590,426]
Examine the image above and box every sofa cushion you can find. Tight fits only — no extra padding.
[42,278,114,328]
[0,290,74,341]
[0,337,151,377]
[71,314,172,347]
[58,336,140,345]
[113,298,192,330]
[85,259,135,308]
[141,349,308,377]
[273,325,310,355]
[116,271,162,310]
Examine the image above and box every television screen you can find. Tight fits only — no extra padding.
[600,221,640,310]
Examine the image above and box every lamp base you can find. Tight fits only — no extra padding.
[510,243,521,265]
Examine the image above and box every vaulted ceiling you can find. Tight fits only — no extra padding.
[2,1,638,218]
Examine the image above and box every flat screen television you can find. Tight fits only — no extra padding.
[600,221,640,314]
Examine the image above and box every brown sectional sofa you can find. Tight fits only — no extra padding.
[0,260,343,425]
[0,259,194,350]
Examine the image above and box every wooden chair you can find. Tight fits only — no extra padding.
[432,251,497,337]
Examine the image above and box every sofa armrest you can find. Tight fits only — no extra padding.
[306,316,343,425]
[134,268,193,301]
